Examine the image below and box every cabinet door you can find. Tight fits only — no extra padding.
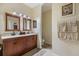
[14,37,25,55]
[3,39,16,56]
[23,36,32,52]
[24,35,37,50]
[32,35,37,48]
[30,35,37,48]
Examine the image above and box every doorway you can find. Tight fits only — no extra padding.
[42,3,52,49]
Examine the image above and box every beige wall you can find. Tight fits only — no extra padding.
[52,3,79,56]
[32,4,42,48]
[42,9,52,45]
[0,3,33,34]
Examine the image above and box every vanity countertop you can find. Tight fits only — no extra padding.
[1,33,37,40]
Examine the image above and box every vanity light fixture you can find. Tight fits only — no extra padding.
[27,16,31,19]
[13,12,20,16]
[19,13,22,16]
[12,12,31,19]
[23,15,27,18]
[13,12,17,15]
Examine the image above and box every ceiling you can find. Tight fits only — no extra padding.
[24,3,42,8]
[42,3,52,13]
[24,3,52,12]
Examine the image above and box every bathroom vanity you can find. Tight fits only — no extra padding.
[0,13,38,56]
[2,34,37,56]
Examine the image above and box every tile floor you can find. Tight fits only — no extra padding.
[33,49,58,56]
[23,48,41,56]
[42,43,52,49]
[23,43,52,56]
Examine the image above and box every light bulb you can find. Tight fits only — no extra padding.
[13,12,17,15]
[19,13,22,16]
[23,15,26,18]
[28,16,31,19]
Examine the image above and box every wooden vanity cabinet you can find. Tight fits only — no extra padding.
[3,35,37,56]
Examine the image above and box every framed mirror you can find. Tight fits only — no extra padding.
[23,18,31,31]
[5,13,20,31]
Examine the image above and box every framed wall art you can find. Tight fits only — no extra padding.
[62,3,75,16]
[33,20,37,28]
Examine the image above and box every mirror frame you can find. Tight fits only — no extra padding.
[5,13,20,31]
[23,18,31,31]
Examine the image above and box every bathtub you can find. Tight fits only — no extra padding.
[33,49,58,56]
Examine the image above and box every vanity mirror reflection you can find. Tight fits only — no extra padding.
[23,18,31,31]
[5,13,20,31]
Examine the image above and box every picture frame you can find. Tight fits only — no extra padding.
[33,20,37,28]
[62,3,75,16]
